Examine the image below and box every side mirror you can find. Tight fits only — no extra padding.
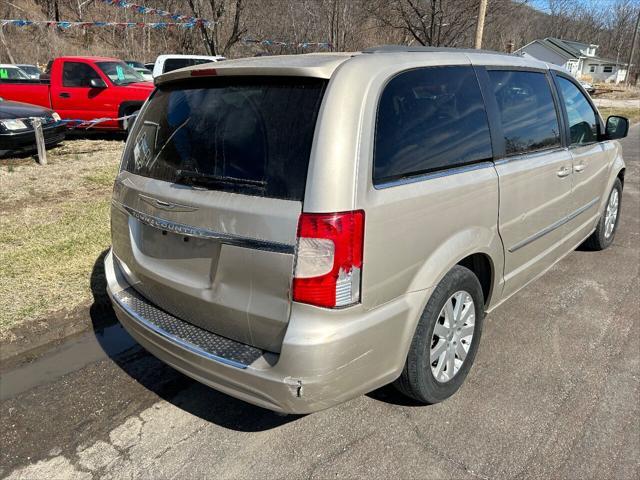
[89,78,107,89]
[604,115,629,140]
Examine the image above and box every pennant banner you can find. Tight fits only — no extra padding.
[242,38,333,49]
[0,19,198,29]
[100,0,211,25]
[0,19,333,49]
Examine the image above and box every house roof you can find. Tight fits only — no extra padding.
[545,38,584,59]
[517,37,628,66]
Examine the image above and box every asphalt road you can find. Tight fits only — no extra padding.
[1,127,639,480]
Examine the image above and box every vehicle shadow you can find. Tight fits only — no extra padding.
[366,384,427,407]
[88,250,299,432]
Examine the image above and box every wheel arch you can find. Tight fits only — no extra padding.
[456,253,495,307]
[117,101,144,130]
[407,227,503,311]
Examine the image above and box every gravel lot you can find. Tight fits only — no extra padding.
[1,127,638,480]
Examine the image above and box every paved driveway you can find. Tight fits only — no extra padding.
[1,127,638,480]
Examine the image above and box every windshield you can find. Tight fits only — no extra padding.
[18,66,40,76]
[122,76,327,201]
[96,61,145,85]
[0,67,29,80]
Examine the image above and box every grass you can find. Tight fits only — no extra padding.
[597,107,640,125]
[0,139,123,337]
[84,162,120,187]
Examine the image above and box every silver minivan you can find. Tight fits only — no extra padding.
[106,47,628,413]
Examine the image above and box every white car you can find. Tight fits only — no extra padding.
[0,64,30,81]
[16,64,42,79]
[151,54,225,78]
[134,67,153,82]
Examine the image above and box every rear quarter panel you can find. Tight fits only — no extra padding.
[305,54,504,312]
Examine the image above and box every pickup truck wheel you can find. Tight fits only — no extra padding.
[583,178,622,251]
[394,265,484,404]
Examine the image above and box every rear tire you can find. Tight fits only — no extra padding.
[583,178,622,251]
[394,265,485,404]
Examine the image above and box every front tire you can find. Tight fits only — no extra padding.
[394,265,485,404]
[583,178,622,251]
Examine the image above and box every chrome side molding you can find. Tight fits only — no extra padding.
[509,197,600,253]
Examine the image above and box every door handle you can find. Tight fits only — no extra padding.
[574,164,586,173]
[557,166,571,178]
[59,92,70,98]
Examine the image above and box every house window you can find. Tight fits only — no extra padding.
[589,65,596,73]
[603,65,614,73]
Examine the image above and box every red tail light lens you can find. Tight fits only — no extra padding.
[292,210,365,308]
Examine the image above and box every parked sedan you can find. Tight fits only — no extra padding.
[0,99,66,158]
[16,64,42,79]
[0,64,30,80]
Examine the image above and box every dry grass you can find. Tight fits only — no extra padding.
[0,138,123,337]
[597,107,640,125]
[595,85,640,100]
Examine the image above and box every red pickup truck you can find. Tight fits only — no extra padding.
[0,56,154,131]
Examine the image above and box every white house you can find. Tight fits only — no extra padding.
[515,38,628,84]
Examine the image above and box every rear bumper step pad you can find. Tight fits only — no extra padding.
[112,287,264,368]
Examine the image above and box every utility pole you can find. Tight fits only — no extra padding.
[626,9,640,86]
[474,0,488,49]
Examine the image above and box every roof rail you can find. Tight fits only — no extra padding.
[362,45,514,56]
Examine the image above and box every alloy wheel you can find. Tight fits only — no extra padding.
[430,290,475,383]
[604,188,619,239]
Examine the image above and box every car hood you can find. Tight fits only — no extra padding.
[120,81,154,90]
[0,100,53,119]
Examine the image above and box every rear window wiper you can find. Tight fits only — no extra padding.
[175,170,266,190]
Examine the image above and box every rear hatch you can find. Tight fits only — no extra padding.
[111,76,327,352]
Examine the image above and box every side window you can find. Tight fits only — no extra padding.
[488,70,561,155]
[374,66,492,184]
[62,62,101,87]
[556,76,599,146]
[162,59,190,73]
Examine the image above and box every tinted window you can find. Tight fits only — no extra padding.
[488,70,560,155]
[374,66,492,184]
[556,77,599,145]
[122,77,326,201]
[62,62,101,87]
[162,58,213,73]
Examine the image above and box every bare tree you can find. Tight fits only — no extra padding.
[187,0,247,56]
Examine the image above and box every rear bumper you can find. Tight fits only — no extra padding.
[105,249,427,413]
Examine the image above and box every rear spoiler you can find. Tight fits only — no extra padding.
[154,54,357,87]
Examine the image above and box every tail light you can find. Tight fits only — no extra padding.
[292,210,364,308]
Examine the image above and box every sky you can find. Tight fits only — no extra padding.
[528,0,639,13]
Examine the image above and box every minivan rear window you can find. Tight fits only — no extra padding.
[122,76,327,201]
